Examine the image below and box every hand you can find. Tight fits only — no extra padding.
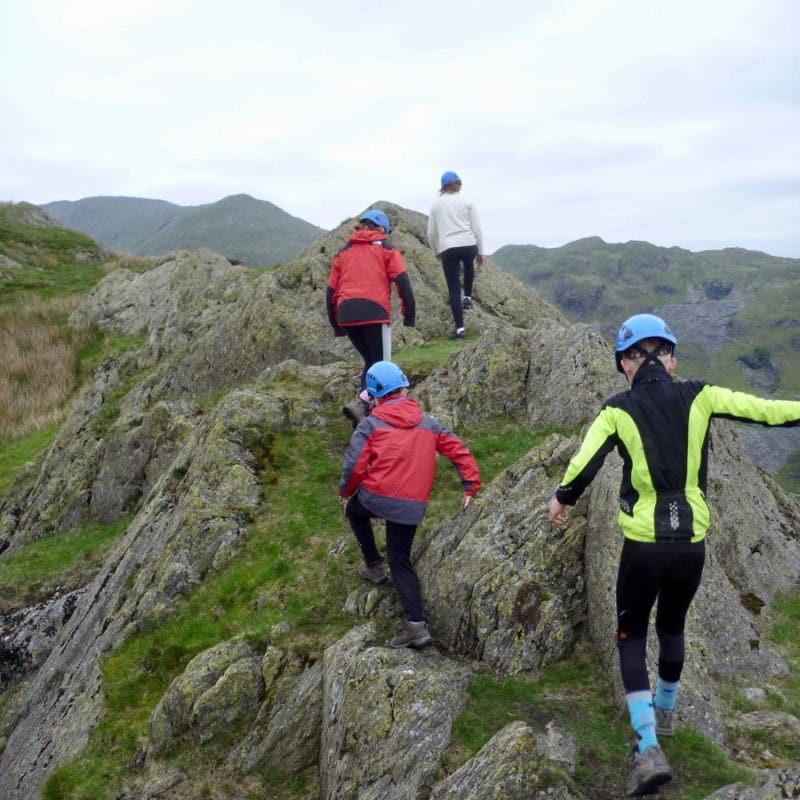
[462,494,472,509]
[548,496,567,524]
[476,255,484,267]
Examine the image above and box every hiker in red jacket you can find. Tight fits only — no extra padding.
[326,210,415,425]
[338,361,480,648]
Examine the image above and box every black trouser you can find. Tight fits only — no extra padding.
[616,538,705,693]
[344,324,386,390]
[441,244,478,330]
[346,495,423,621]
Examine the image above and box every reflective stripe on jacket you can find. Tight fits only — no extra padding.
[555,364,800,542]
[338,396,480,525]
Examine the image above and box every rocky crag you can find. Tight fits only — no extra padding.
[1,203,798,799]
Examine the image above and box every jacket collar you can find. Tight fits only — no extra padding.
[631,361,673,388]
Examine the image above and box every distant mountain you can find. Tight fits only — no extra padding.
[493,237,800,390]
[42,194,327,267]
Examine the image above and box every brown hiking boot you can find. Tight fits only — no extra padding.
[626,744,672,797]
[342,398,370,427]
[655,707,675,736]
[390,621,432,649]
[358,561,387,585]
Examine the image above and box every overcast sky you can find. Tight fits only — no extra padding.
[2,0,798,256]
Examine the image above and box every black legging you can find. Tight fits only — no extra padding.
[345,324,386,390]
[346,495,423,621]
[441,244,478,330]
[616,538,705,692]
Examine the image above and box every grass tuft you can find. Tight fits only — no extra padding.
[0,515,133,612]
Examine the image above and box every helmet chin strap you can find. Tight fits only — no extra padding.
[636,346,666,369]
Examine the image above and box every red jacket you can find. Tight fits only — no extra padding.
[326,230,415,329]
[338,396,481,524]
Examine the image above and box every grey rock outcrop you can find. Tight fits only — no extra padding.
[320,624,470,800]
[416,319,617,430]
[147,637,264,756]
[0,385,309,798]
[417,436,586,673]
[703,766,800,799]
[429,721,583,800]
[0,590,83,691]
[227,655,323,775]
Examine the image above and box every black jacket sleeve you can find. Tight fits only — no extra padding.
[395,272,416,327]
[326,287,346,336]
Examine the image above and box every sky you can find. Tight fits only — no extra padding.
[1,0,799,257]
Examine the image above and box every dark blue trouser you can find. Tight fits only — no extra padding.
[616,538,705,692]
[346,494,423,621]
[441,244,478,330]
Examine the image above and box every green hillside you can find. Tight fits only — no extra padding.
[43,193,327,267]
[492,238,800,396]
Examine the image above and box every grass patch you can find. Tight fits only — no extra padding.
[394,338,470,377]
[763,590,800,726]
[0,425,60,495]
[424,419,549,529]
[0,516,132,612]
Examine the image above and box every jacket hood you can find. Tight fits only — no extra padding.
[348,229,387,246]
[371,396,424,428]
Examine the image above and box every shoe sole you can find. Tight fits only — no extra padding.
[360,575,388,585]
[628,770,672,797]
[390,636,432,649]
[655,725,675,736]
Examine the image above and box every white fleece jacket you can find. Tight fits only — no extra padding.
[427,192,484,256]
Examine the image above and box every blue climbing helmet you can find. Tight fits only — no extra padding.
[366,361,409,398]
[440,170,461,188]
[359,209,390,234]
[614,313,677,373]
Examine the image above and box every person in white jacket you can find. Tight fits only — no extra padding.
[427,171,484,339]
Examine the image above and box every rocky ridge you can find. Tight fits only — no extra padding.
[1,203,798,799]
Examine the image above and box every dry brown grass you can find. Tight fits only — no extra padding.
[0,296,95,441]
[102,253,159,275]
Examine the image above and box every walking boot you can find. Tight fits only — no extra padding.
[342,398,370,427]
[462,296,473,309]
[655,707,675,736]
[390,620,432,649]
[447,328,465,340]
[626,744,672,797]
[358,560,388,585]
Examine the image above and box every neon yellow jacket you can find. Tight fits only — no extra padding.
[555,364,800,542]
